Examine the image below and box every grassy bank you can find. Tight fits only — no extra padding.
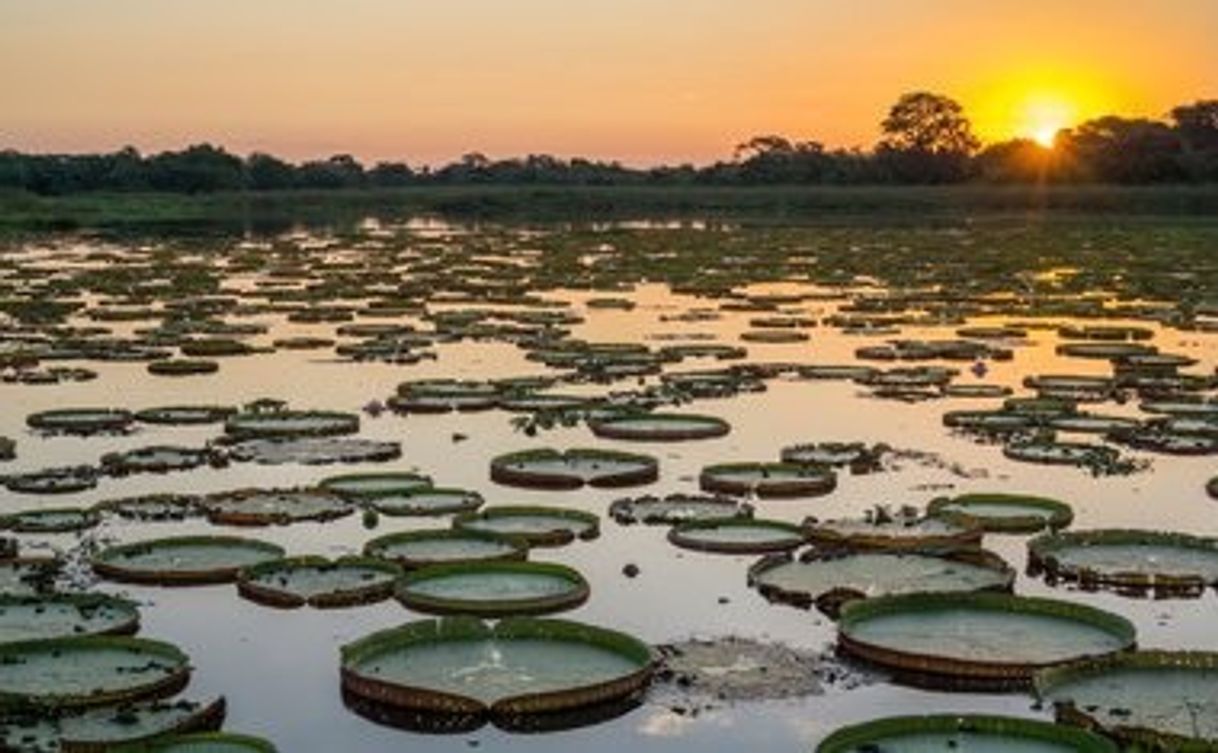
[3,184,1218,232]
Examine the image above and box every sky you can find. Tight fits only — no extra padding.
[1,0,1215,166]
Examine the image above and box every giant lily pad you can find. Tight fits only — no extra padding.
[668,519,806,554]
[0,695,225,753]
[1003,441,1120,468]
[223,410,359,439]
[699,462,837,498]
[817,714,1117,753]
[1028,529,1218,595]
[396,561,589,617]
[750,548,1014,616]
[837,592,1136,690]
[134,405,236,426]
[0,636,191,708]
[588,413,730,442]
[490,449,658,490]
[93,494,203,522]
[928,493,1073,533]
[368,488,483,517]
[201,489,352,526]
[93,536,286,585]
[608,493,753,525]
[132,731,279,752]
[389,380,500,413]
[1035,650,1218,750]
[237,556,402,609]
[805,511,982,551]
[454,507,599,547]
[4,467,98,496]
[225,437,401,465]
[363,530,527,569]
[340,617,653,721]
[101,446,216,475]
[319,472,433,499]
[3,507,100,534]
[0,593,140,643]
[26,409,133,436]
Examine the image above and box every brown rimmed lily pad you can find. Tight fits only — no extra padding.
[588,413,730,442]
[928,493,1073,533]
[0,695,226,753]
[26,409,133,436]
[93,536,286,585]
[201,488,353,527]
[2,507,100,534]
[490,449,658,490]
[817,714,1117,753]
[668,518,806,554]
[237,556,402,609]
[699,462,836,498]
[453,506,600,547]
[396,561,589,617]
[363,530,527,569]
[0,593,140,643]
[1028,529,1218,596]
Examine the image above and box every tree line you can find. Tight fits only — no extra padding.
[1,93,1215,195]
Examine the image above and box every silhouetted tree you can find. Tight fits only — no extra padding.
[877,92,979,182]
[246,152,296,190]
[1058,117,1185,183]
[146,144,245,193]
[1171,100,1218,180]
[297,154,365,189]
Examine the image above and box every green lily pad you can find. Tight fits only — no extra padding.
[396,561,589,617]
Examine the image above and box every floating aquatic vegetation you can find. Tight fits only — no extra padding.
[608,493,752,525]
[490,449,658,489]
[237,556,402,609]
[0,593,139,644]
[3,467,98,496]
[1028,529,1218,596]
[0,438,13,462]
[146,359,220,377]
[137,731,279,752]
[92,494,202,522]
[223,409,360,439]
[2,507,100,534]
[0,635,191,708]
[395,561,590,617]
[0,695,226,753]
[927,493,1073,533]
[1,366,97,385]
[837,592,1135,690]
[1036,651,1218,750]
[26,408,133,436]
[668,518,806,554]
[319,471,433,499]
[389,379,500,413]
[454,506,600,547]
[816,714,1116,753]
[225,437,402,465]
[340,617,653,726]
[804,508,983,551]
[201,488,353,526]
[588,412,730,442]
[100,445,218,475]
[133,405,236,426]
[367,488,483,517]
[699,462,837,498]
[363,530,527,569]
[93,536,286,585]
[749,547,1015,617]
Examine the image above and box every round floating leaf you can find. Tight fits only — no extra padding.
[397,561,589,617]
[608,494,753,526]
[223,410,359,439]
[201,489,353,527]
[127,731,279,752]
[26,409,133,435]
[669,519,806,555]
[319,472,433,499]
[817,714,1117,753]
[363,530,527,569]
[0,593,140,643]
[134,405,236,426]
[3,507,100,533]
[928,493,1073,533]
[1028,529,1218,595]
[699,462,837,498]
[2,695,225,753]
[490,449,658,490]
[453,506,600,548]
[838,592,1136,690]
[368,488,483,517]
[94,536,286,585]
[588,413,730,442]
[237,556,402,609]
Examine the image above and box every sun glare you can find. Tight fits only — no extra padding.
[1032,124,1061,148]
[1017,94,1076,148]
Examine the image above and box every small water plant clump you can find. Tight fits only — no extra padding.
[490,448,658,490]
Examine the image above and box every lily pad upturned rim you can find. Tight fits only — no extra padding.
[1002,441,1121,467]
[608,493,754,526]
[318,472,435,500]
[0,635,191,710]
[145,359,221,376]
[588,413,731,442]
[122,731,279,752]
[93,535,286,585]
[237,555,404,609]
[222,410,360,439]
[748,547,1016,616]
[1027,528,1218,593]
[339,617,654,718]
[1034,650,1218,751]
[837,591,1136,689]
[0,592,141,639]
[25,408,134,434]
[668,518,807,555]
[927,493,1074,533]
[489,448,659,490]
[396,560,590,617]
[698,462,837,499]
[817,713,1118,753]
[453,506,601,547]
[2,507,101,533]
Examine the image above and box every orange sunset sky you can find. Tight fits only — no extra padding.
[2,1,1215,166]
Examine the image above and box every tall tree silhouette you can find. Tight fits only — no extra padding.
[878,92,979,182]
